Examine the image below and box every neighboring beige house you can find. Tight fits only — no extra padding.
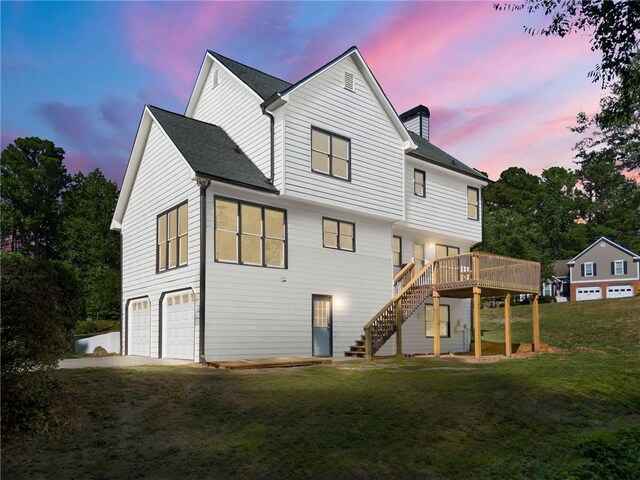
[568,237,640,301]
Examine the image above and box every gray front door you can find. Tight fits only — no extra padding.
[312,295,332,357]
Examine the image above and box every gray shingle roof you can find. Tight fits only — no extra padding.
[148,106,279,194]
[208,51,292,100]
[408,132,488,182]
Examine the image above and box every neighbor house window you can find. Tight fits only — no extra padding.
[311,127,351,180]
[414,169,426,197]
[425,304,450,338]
[157,202,188,272]
[322,218,355,252]
[393,236,402,267]
[435,244,460,258]
[214,198,286,268]
[613,260,626,275]
[467,187,479,220]
[583,262,595,277]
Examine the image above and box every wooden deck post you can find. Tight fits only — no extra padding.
[433,291,441,358]
[504,293,512,357]
[473,287,482,360]
[532,293,540,352]
[365,327,372,362]
[395,299,403,359]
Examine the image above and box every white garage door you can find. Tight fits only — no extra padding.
[163,290,196,360]
[129,298,151,356]
[606,285,633,299]
[576,287,602,301]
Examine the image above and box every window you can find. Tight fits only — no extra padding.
[435,244,460,258]
[157,202,188,272]
[323,218,355,252]
[214,198,286,268]
[393,236,402,267]
[467,186,479,220]
[414,169,426,197]
[583,262,595,277]
[612,260,626,276]
[311,128,350,180]
[414,243,425,269]
[425,304,450,338]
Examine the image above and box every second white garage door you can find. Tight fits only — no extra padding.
[606,285,633,299]
[576,287,602,301]
[163,290,196,360]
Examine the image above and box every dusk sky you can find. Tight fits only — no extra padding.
[1,1,603,184]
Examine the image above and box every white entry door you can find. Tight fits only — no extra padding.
[163,290,196,360]
[606,285,633,299]
[129,298,151,356]
[576,287,602,301]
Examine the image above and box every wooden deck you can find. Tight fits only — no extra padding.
[207,357,332,370]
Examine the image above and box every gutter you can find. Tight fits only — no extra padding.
[197,177,211,363]
[261,105,276,184]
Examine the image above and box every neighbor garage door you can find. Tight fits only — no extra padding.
[576,287,602,301]
[162,290,196,360]
[128,298,151,356]
[606,285,633,299]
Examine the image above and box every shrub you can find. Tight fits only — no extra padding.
[539,295,554,304]
[1,254,84,433]
[73,319,120,335]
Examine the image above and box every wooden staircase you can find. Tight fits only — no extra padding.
[345,261,435,358]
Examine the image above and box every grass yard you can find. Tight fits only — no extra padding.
[3,298,640,479]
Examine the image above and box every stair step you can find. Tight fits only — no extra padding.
[349,345,365,352]
[344,351,365,358]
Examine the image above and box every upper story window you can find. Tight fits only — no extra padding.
[214,198,286,269]
[467,187,479,220]
[311,127,351,181]
[435,244,460,258]
[414,169,426,197]
[322,218,355,252]
[157,202,188,272]
[583,262,595,277]
[612,260,626,275]
[393,236,402,267]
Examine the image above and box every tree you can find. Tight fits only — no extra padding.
[61,169,121,320]
[1,137,70,257]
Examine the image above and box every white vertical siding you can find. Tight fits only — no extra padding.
[121,122,201,360]
[191,63,274,183]
[282,56,405,220]
[402,156,484,243]
[204,183,394,360]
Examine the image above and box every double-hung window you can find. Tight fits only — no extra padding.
[583,262,595,277]
[435,244,460,258]
[393,236,402,267]
[612,260,626,276]
[311,128,350,180]
[157,202,188,272]
[467,187,480,220]
[425,304,450,338]
[322,218,355,252]
[414,169,426,197]
[214,198,286,268]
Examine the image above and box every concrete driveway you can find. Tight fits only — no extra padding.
[58,355,194,369]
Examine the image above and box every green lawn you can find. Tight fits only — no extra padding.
[3,298,640,479]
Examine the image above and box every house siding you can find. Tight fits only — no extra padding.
[191,61,277,188]
[401,156,484,242]
[204,183,393,360]
[571,241,638,282]
[121,122,201,360]
[282,56,405,221]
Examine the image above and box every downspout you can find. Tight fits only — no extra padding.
[196,177,211,364]
[261,105,275,184]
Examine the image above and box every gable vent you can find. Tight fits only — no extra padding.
[344,71,355,92]
[212,70,219,89]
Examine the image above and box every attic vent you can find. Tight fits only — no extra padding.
[344,72,355,92]
[212,70,219,88]
[600,242,606,247]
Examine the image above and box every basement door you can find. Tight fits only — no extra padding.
[312,295,333,357]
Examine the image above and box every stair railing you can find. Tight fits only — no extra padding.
[364,260,435,359]
[392,262,415,295]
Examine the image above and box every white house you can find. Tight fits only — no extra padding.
[111,46,492,362]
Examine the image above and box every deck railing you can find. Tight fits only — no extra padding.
[362,253,540,358]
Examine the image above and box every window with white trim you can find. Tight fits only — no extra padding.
[425,304,450,338]
[467,186,479,220]
[311,128,350,180]
[613,260,625,275]
[584,262,595,277]
[322,218,355,252]
[157,202,188,272]
[214,198,286,268]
